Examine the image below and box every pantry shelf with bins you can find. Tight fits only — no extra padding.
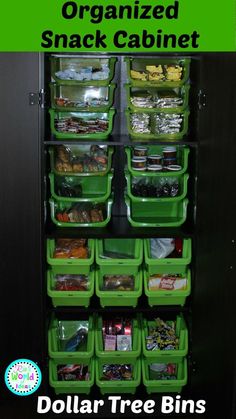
[44,54,198,398]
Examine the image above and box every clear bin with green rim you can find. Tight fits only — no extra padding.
[49,358,95,395]
[125,196,188,227]
[125,57,190,87]
[49,145,114,177]
[126,109,189,141]
[49,198,113,228]
[125,146,189,177]
[47,269,94,307]
[49,172,113,203]
[49,109,115,140]
[95,270,142,308]
[50,56,117,86]
[125,84,190,112]
[48,315,94,363]
[142,358,188,393]
[96,238,143,275]
[144,238,192,274]
[47,238,95,274]
[144,269,191,307]
[96,358,141,395]
[142,314,188,363]
[126,172,189,203]
[95,316,141,363]
[50,83,116,112]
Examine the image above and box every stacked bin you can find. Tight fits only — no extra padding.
[124,57,191,227]
[95,238,143,393]
[48,315,95,395]
[49,56,117,228]
[142,237,191,393]
[47,237,96,394]
[141,314,188,393]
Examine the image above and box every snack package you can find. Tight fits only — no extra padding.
[102,364,133,381]
[56,203,105,224]
[57,364,89,381]
[149,363,177,380]
[102,318,133,351]
[150,238,175,259]
[104,335,116,351]
[117,335,132,351]
[55,274,89,291]
[146,317,179,351]
[103,275,135,291]
[53,238,88,259]
[58,320,89,352]
[148,274,187,291]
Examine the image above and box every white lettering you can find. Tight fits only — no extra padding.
[37,397,51,414]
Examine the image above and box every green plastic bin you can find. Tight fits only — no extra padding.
[96,358,141,395]
[50,56,117,85]
[125,196,189,227]
[125,146,190,177]
[47,270,94,307]
[47,238,95,274]
[142,358,188,393]
[49,358,95,395]
[96,238,143,275]
[142,315,188,363]
[144,269,191,307]
[49,109,115,140]
[126,109,189,141]
[48,315,94,363]
[95,316,141,363]
[49,145,114,177]
[126,172,189,203]
[125,84,190,112]
[95,270,142,308]
[49,198,113,228]
[50,83,116,112]
[125,57,190,87]
[144,238,192,274]
[49,172,113,202]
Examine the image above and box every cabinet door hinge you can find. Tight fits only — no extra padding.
[198,89,207,110]
[29,89,45,108]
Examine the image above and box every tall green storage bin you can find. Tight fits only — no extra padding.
[49,109,115,140]
[49,197,113,228]
[142,315,188,363]
[125,146,190,177]
[126,172,189,203]
[95,270,142,308]
[49,172,113,202]
[126,109,189,141]
[48,315,94,363]
[144,269,191,307]
[50,56,117,85]
[125,83,190,112]
[49,359,94,395]
[144,238,192,274]
[125,196,189,227]
[96,358,141,395]
[142,358,188,394]
[47,238,95,274]
[47,270,94,307]
[125,57,190,87]
[49,145,114,177]
[95,316,141,363]
[96,238,143,275]
[50,83,116,112]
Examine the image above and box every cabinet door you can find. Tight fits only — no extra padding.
[191,53,236,419]
[0,53,45,379]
